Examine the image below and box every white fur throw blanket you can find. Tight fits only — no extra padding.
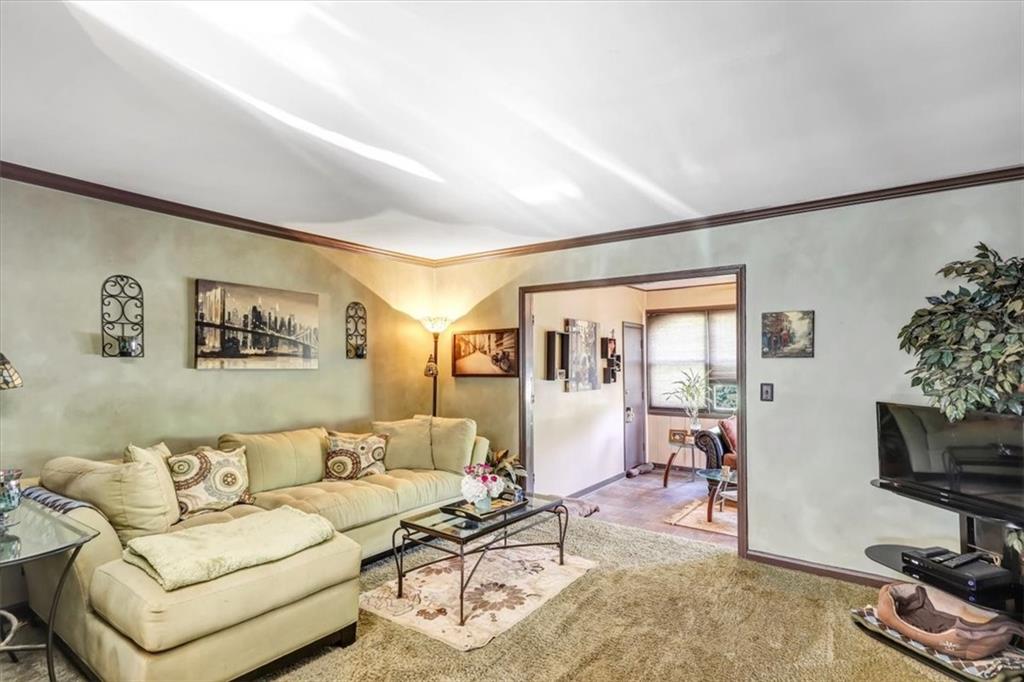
[122,506,335,590]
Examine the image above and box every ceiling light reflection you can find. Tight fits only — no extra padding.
[509,180,583,205]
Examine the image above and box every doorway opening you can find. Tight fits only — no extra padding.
[519,266,747,555]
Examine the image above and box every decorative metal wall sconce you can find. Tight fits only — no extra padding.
[346,302,367,358]
[101,275,144,357]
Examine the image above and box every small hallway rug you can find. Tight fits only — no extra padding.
[664,498,738,537]
[359,545,596,651]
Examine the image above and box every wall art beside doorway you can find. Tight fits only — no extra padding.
[565,318,600,392]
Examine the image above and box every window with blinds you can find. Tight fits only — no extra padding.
[647,307,737,412]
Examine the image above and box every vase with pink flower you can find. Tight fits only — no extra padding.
[461,463,505,513]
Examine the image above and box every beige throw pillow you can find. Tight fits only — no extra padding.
[218,427,327,493]
[167,446,254,518]
[41,457,172,544]
[123,442,180,526]
[324,433,388,480]
[415,415,478,474]
[371,417,433,470]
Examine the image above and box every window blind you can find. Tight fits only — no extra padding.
[647,308,737,410]
[709,309,737,382]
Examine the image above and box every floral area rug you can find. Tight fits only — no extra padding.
[359,545,596,651]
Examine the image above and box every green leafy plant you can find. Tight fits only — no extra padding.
[897,243,1024,421]
[486,448,527,489]
[663,367,712,423]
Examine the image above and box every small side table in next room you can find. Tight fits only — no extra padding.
[0,500,98,682]
[663,433,699,487]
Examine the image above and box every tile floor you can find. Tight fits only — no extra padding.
[579,467,738,548]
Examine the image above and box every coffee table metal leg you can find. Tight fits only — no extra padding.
[458,545,466,626]
[554,505,568,565]
[46,545,82,682]
[391,528,407,598]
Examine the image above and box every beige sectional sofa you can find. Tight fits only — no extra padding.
[25,419,489,681]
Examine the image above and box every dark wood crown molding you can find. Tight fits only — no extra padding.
[434,165,1024,266]
[2,161,1020,268]
[0,161,435,267]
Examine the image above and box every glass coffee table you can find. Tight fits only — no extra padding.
[392,494,568,625]
[0,500,98,682]
[696,468,738,523]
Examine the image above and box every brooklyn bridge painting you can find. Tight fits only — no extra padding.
[195,279,319,370]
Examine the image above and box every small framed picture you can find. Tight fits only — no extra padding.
[761,311,814,358]
[669,429,690,444]
[452,328,519,377]
[601,337,617,359]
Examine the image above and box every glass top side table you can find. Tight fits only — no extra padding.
[696,468,738,524]
[1,499,98,682]
[663,433,699,487]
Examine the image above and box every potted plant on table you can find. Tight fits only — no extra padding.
[487,449,528,502]
[461,463,505,513]
[663,367,712,434]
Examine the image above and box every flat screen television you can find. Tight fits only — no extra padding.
[876,402,1024,524]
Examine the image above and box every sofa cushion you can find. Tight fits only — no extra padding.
[169,504,264,531]
[218,427,327,493]
[719,416,738,453]
[123,443,180,527]
[252,480,398,531]
[362,469,463,512]
[40,457,172,544]
[324,432,387,480]
[168,446,254,518]
[371,417,433,470]
[420,416,477,474]
[90,532,361,653]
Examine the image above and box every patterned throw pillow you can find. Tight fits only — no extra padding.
[167,446,255,518]
[325,433,388,480]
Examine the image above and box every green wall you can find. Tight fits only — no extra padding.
[430,180,1023,575]
[0,179,435,475]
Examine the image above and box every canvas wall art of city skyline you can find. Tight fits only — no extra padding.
[195,279,319,370]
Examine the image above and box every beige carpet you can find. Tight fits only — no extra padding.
[360,545,596,650]
[664,498,739,537]
[5,517,943,682]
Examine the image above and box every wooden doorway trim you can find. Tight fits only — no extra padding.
[518,264,748,557]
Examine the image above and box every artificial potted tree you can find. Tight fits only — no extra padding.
[897,243,1023,421]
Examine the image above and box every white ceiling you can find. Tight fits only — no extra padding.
[1,2,1021,260]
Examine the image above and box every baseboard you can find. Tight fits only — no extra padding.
[745,549,891,588]
[651,463,697,472]
[568,472,625,499]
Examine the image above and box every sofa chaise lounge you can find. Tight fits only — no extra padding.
[24,417,488,681]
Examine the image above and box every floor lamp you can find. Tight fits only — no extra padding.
[420,318,450,417]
